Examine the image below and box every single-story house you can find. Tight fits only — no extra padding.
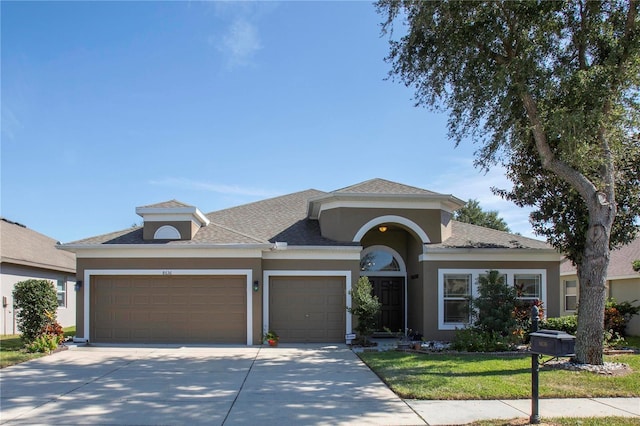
[560,236,640,336]
[60,178,561,345]
[1,218,76,335]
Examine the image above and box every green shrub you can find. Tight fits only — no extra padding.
[25,333,59,353]
[605,298,640,336]
[473,270,517,335]
[43,321,65,345]
[542,315,578,335]
[452,328,516,352]
[13,279,58,343]
[347,277,381,345]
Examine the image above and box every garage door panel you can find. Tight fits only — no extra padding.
[270,276,345,343]
[91,275,246,343]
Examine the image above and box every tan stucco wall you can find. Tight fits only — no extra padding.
[76,257,263,343]
[406,238,424,334]
[420,260,560,341]
[319,207,445,243]
[361,229,409,261]
[440,211,453,242]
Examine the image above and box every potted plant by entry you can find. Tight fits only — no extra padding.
[264,330,279,347]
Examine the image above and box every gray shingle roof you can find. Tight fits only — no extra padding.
[1,218,75,272]
[429,221,552,250]
[138,199,194,209]
[561,236,640,278]
[206,189,356,246]
[334,178,438,195]
[62,179,553,251]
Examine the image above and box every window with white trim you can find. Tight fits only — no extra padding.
[564,280,577,311]
[56,280,66,308]
[443,274,472,324]
[438,269,547,330]
[514,274,541,301]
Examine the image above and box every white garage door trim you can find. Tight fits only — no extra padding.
[83,269,254,345]
[262,270,352,343]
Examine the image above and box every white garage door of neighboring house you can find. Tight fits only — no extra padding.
[269,276,345,343]
[91,275,246,343]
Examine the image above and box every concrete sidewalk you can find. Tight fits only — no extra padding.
[405,397,640,425]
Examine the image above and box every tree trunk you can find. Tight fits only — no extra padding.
[574,216,612,365]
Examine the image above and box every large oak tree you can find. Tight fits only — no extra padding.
[377,0,640,364]
[454,199,511,232]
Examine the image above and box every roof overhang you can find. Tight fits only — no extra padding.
[59,243,363,260]
[1,256,76,274]
[307,193,466,220]
[58,243,271,257]
[135,206,210,227]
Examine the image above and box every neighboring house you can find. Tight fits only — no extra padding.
[560,236,640,336]
[60,178,561,345]
[1,218,76,335]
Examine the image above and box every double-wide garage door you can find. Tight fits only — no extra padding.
[269,276,345,343]
[91,275,246,343]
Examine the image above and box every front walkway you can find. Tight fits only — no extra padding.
[406,397,640,425]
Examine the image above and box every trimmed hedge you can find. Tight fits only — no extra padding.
[12,279,58,343]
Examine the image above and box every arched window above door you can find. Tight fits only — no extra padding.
[360,246,406,272]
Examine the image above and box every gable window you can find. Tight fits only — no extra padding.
[154,225,181,240]
[56,280,66,308]
[564,280,577,311]
[443,274,472,325]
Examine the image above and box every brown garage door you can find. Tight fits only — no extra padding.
[269,276,345,343]
[91,275,246,343]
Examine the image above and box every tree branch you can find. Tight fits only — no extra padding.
[521,92,598,203]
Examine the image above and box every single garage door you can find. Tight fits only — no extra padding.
[91,275,246,343]
[269,276,345,343]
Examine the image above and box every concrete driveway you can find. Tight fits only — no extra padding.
[0,344,424,425]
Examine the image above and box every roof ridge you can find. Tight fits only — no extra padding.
[139,199,194,209]
[331,178,380,193]
[205,188,325,215]
[332,178,439,195]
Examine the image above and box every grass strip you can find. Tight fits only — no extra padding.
[358,351,640,400]
[0,326,76,368]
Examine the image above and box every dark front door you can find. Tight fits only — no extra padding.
[368,277,404,332]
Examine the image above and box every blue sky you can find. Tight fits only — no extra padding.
[1,1,537,243]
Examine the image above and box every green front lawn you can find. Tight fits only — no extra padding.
[0,326,76,368]
[358,351,640,400]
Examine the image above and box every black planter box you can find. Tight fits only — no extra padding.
[530,329,576,357]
